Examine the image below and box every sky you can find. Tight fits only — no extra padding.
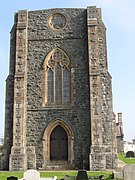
[0,0,135,142]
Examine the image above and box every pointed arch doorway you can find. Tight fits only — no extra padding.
[43,119,74,169]
[50,125,68,161]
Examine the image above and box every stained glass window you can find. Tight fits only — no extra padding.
[45,48,71,105]
[63,69,70,103]
[46,68,54,103]
[55,63,62,103]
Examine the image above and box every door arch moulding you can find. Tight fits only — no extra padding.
[42,119,74,169]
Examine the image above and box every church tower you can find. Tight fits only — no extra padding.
[0,6,117,171]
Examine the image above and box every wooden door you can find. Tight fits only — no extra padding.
[50,125,68,161]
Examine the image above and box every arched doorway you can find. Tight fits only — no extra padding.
[50,125,68,161]
[43,119,74,169]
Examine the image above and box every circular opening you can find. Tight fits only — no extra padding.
[49,13,66,30]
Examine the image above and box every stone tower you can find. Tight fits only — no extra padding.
[116,113,124,153]
[0,6,117,171]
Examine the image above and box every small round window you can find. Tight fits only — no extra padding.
[49,13,66,30]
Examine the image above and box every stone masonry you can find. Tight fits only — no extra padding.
[0,6,118,171]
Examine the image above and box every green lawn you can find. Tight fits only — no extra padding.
[118,153,135,164]
[0,171,23,179]
[2,154,135,179]
[0,171,113,180]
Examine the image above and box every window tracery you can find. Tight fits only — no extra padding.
[49,13,66,30]
[44,48,71,105]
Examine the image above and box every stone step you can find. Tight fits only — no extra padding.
[45,162,73,170]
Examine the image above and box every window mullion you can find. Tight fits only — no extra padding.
[62,67,64,103]
[54,65,56,103]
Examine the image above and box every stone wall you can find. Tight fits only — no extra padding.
[26,8,90,170]
[87,6,117,170]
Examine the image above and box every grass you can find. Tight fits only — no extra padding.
[2,153,135,179]
[0,171,113,180]
[0,171,23,179]
[118,153,135,164]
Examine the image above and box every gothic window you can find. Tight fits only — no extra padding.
[44,48,71,105]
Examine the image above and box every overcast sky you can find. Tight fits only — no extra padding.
[0,0,135,142]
